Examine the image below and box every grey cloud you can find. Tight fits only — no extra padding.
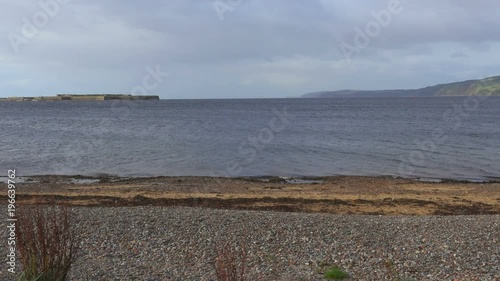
[1,0,499,98]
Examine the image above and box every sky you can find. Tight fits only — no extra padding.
[1,0,500,99]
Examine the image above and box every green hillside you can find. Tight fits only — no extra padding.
[303,76,500,98]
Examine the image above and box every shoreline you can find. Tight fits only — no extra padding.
[5,173,500,183]
[9,175,500,215]
[3,175,500,279]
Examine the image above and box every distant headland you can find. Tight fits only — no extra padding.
[0,94,160,101]
[302,75,500,98]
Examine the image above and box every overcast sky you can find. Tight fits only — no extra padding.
[1,0,499,99]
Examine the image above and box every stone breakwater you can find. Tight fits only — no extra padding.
[2,206,498,280]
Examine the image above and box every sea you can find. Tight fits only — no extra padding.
[1,97,499,182]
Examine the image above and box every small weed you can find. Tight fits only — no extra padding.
[324,266,348,280]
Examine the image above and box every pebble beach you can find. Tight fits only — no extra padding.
[10,206,494,281]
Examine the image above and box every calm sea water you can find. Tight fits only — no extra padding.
[1,97,499,181]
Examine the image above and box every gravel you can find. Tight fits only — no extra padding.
[1,207,499,281]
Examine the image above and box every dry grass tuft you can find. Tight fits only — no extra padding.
[214,240,247,281]
[16,205,78,281]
